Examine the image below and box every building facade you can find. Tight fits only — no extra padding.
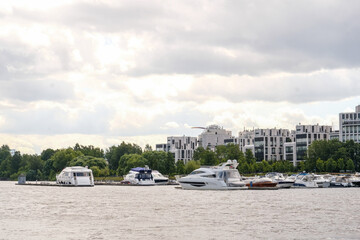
[238,128,294,162]
[339,105,360,143]
[198,125,234,151]
[156,136,197,164]
[295,124,332,162]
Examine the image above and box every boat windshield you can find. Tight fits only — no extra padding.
[138,173,152,180]
[189,170,206,175]
[226,170,241,179]
[74,172,90,177]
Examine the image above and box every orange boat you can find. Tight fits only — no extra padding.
[245,177,278,188]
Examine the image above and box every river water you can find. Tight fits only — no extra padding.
[0,181,360,240]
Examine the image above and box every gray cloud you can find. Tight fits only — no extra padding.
[0,79,74,102]
[7,1,360,76]
[0,104,111,135]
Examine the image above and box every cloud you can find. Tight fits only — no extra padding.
[1,1,359,154]
[161,122,180,130]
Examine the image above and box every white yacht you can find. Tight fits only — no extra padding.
[123,166,155,185]
[178,160,247,190]
[152,170,169,185]
[265,172,294,188]
[56,166,94,187]
[349,173,360,187]
[293,173,318,188]
[313,174,330,188]
[329,175,353,187]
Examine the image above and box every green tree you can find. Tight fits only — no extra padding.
[41,148,56,161]
[201,149,217,166]
[316,158,324,172]
[10,151,22,175]
[51,148,82,172]
[326,158,337,173]
[346,159,355,172]
[74,143,104,158]
[176,160,185,174]
[144,144,153,152]
[184,160,200,174]
[163,152,176,175]
[262,160,272,173]
[90,166,101,177]
[193,147,206,161]
[0,145,11,164]
[117,154,147,176]
[245,149,256,165]
[337,158,345,171]
[105,142,142,172]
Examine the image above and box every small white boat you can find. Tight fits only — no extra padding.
[152,170,169,185]
[265,172,294,188]
[293,173,318,188]
[123,166,155,185]
[329,176,353,187]
[178,160,247,190]
[349,173,360,187]
[313,174,330,188]
[56,166,94,187]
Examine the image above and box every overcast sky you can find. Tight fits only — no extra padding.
[1,0,360,154]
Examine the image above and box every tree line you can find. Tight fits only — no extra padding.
[1,139,359,181]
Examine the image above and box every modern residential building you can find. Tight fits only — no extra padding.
[339,105,360,143]
[156,136,197,164]
[238,128,294,162]
[330,130,340,140]
[198,125,234,151]
[284,142,297,166]
[295,124,332,162]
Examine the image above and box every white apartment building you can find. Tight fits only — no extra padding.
[284,142,297,166]
[339,105,360,143]
[198,125,234,151]
[156,136,197,164]
[238,128,294,162]
[294,124,332,162]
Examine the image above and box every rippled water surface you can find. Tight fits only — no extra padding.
[1,181,360,239]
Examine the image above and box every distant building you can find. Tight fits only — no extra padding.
[339,105,360,143]
[156,136,197,164]
[238,128,294,162]
[330,130,340,140]
[284,142,297,166]
[10,149,16,157]
[295,124,332,162]
[198,125,234,151]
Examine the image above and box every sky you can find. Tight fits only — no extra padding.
[1,0,360,154]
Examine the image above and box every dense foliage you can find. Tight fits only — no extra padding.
[304,139,359,172]
[1,139,359,181]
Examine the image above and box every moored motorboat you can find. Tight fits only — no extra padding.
[293,173,318,188]
[329,175,353,187]
[152,170,169,185]
[178,160,247,190]
[244,176,278,188]
[349,173,360,187]
[265,172,294,188]
[56,166,94,187]
[123,166,155,185]
[313,174,330,188]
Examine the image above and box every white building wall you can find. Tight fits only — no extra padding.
[295,124,332,163]
[198,125,233,151]
[166,136,197,164]
[239,128,294,162]
[339,105,360,143]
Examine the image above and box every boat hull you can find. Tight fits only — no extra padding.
[246,181,277,188]
[178,180,247,190]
